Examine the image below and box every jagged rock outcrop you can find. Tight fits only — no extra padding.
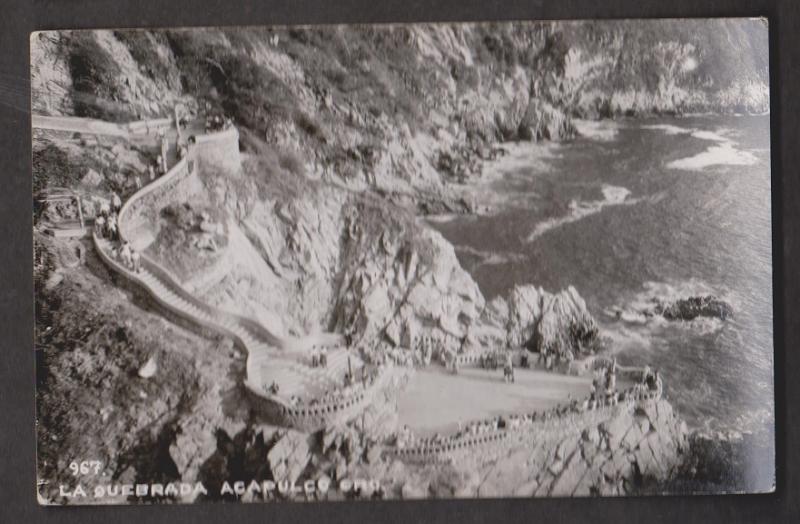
[384,398,689,498]
[533,286,599,360]
[31,20,766,501]
[267,431,312,484]
[534,400,688,496]
[33,22,769,208]
[489,284,600,360]
[652,295,734,322]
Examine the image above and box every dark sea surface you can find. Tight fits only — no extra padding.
[429,116,774,465]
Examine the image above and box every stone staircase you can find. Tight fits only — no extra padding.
[90,120,376,431]
[91,123,283,397]
[94,236,274,360]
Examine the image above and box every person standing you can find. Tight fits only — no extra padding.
[111,192,122,214]
[120,241,132,269]
[94,214,106,238]
[107,214,118,241]
[320,346,328,368]
[131,248,141,273]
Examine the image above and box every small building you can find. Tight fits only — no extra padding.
[35,187,88,238]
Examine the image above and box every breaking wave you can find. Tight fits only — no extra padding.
[641,123,759,170]
[573,119,619,141]
[526,185,663,242]
[454,244,528,267]
[604,279,734,335]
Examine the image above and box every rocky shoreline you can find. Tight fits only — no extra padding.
[31,21,770,502]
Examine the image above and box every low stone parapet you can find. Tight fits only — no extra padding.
[388,381,663,463]
[246,364,392,432]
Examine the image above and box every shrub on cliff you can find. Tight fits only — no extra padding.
[66,33,135,121]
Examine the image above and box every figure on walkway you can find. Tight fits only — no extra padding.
[94,214,106,237]
[319,346,328,368]
[605,364,617,405]
[503,352,515,383]
[148,165,156,181]
[107,214,118,241]
[120,241,132,268]
[131,248,141,273]
[311,346,319,368]
[111,192,122,214]
[450,354,459,375]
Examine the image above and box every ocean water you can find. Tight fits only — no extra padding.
[429,116,774,450]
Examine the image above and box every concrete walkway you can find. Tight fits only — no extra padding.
[33,114,132,136]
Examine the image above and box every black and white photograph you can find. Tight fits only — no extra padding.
[30,18,774,504]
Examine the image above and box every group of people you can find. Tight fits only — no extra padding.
[114,240,142,273]
[94,192,122,241]
[94,192,142,273]
[310,345,329,368]
[473,351,515,382]
[204,114,233,133]
[343,364,375,390]
[590,359,619,408]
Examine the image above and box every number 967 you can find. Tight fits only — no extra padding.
[69,460,102,476]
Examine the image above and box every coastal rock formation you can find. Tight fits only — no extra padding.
[32,21,769,215]
[30,20,766,502]
[494,284,600,359]
[386,398,689,498]
[533,399,689,496]
[533,286,600,360]
[653,295,734,322]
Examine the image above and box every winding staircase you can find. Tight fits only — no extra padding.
[88,119,384,431]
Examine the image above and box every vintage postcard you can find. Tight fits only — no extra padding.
[31,18,773,504]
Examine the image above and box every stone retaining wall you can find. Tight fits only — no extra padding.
[117,155,197,251]
[246,365,393,432]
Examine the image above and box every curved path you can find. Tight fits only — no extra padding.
[86,117,345,410]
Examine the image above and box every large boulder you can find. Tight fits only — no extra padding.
[505,285,546,347]
[533,286,599,359]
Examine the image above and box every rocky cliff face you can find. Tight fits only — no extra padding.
[31,20,766,501]
[347,398,690,499]
[153,148,600,363]
[32,20,769,211]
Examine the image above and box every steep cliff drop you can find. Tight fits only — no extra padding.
[31,20,769,502]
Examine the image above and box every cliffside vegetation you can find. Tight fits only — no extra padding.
[31,20,769,501]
